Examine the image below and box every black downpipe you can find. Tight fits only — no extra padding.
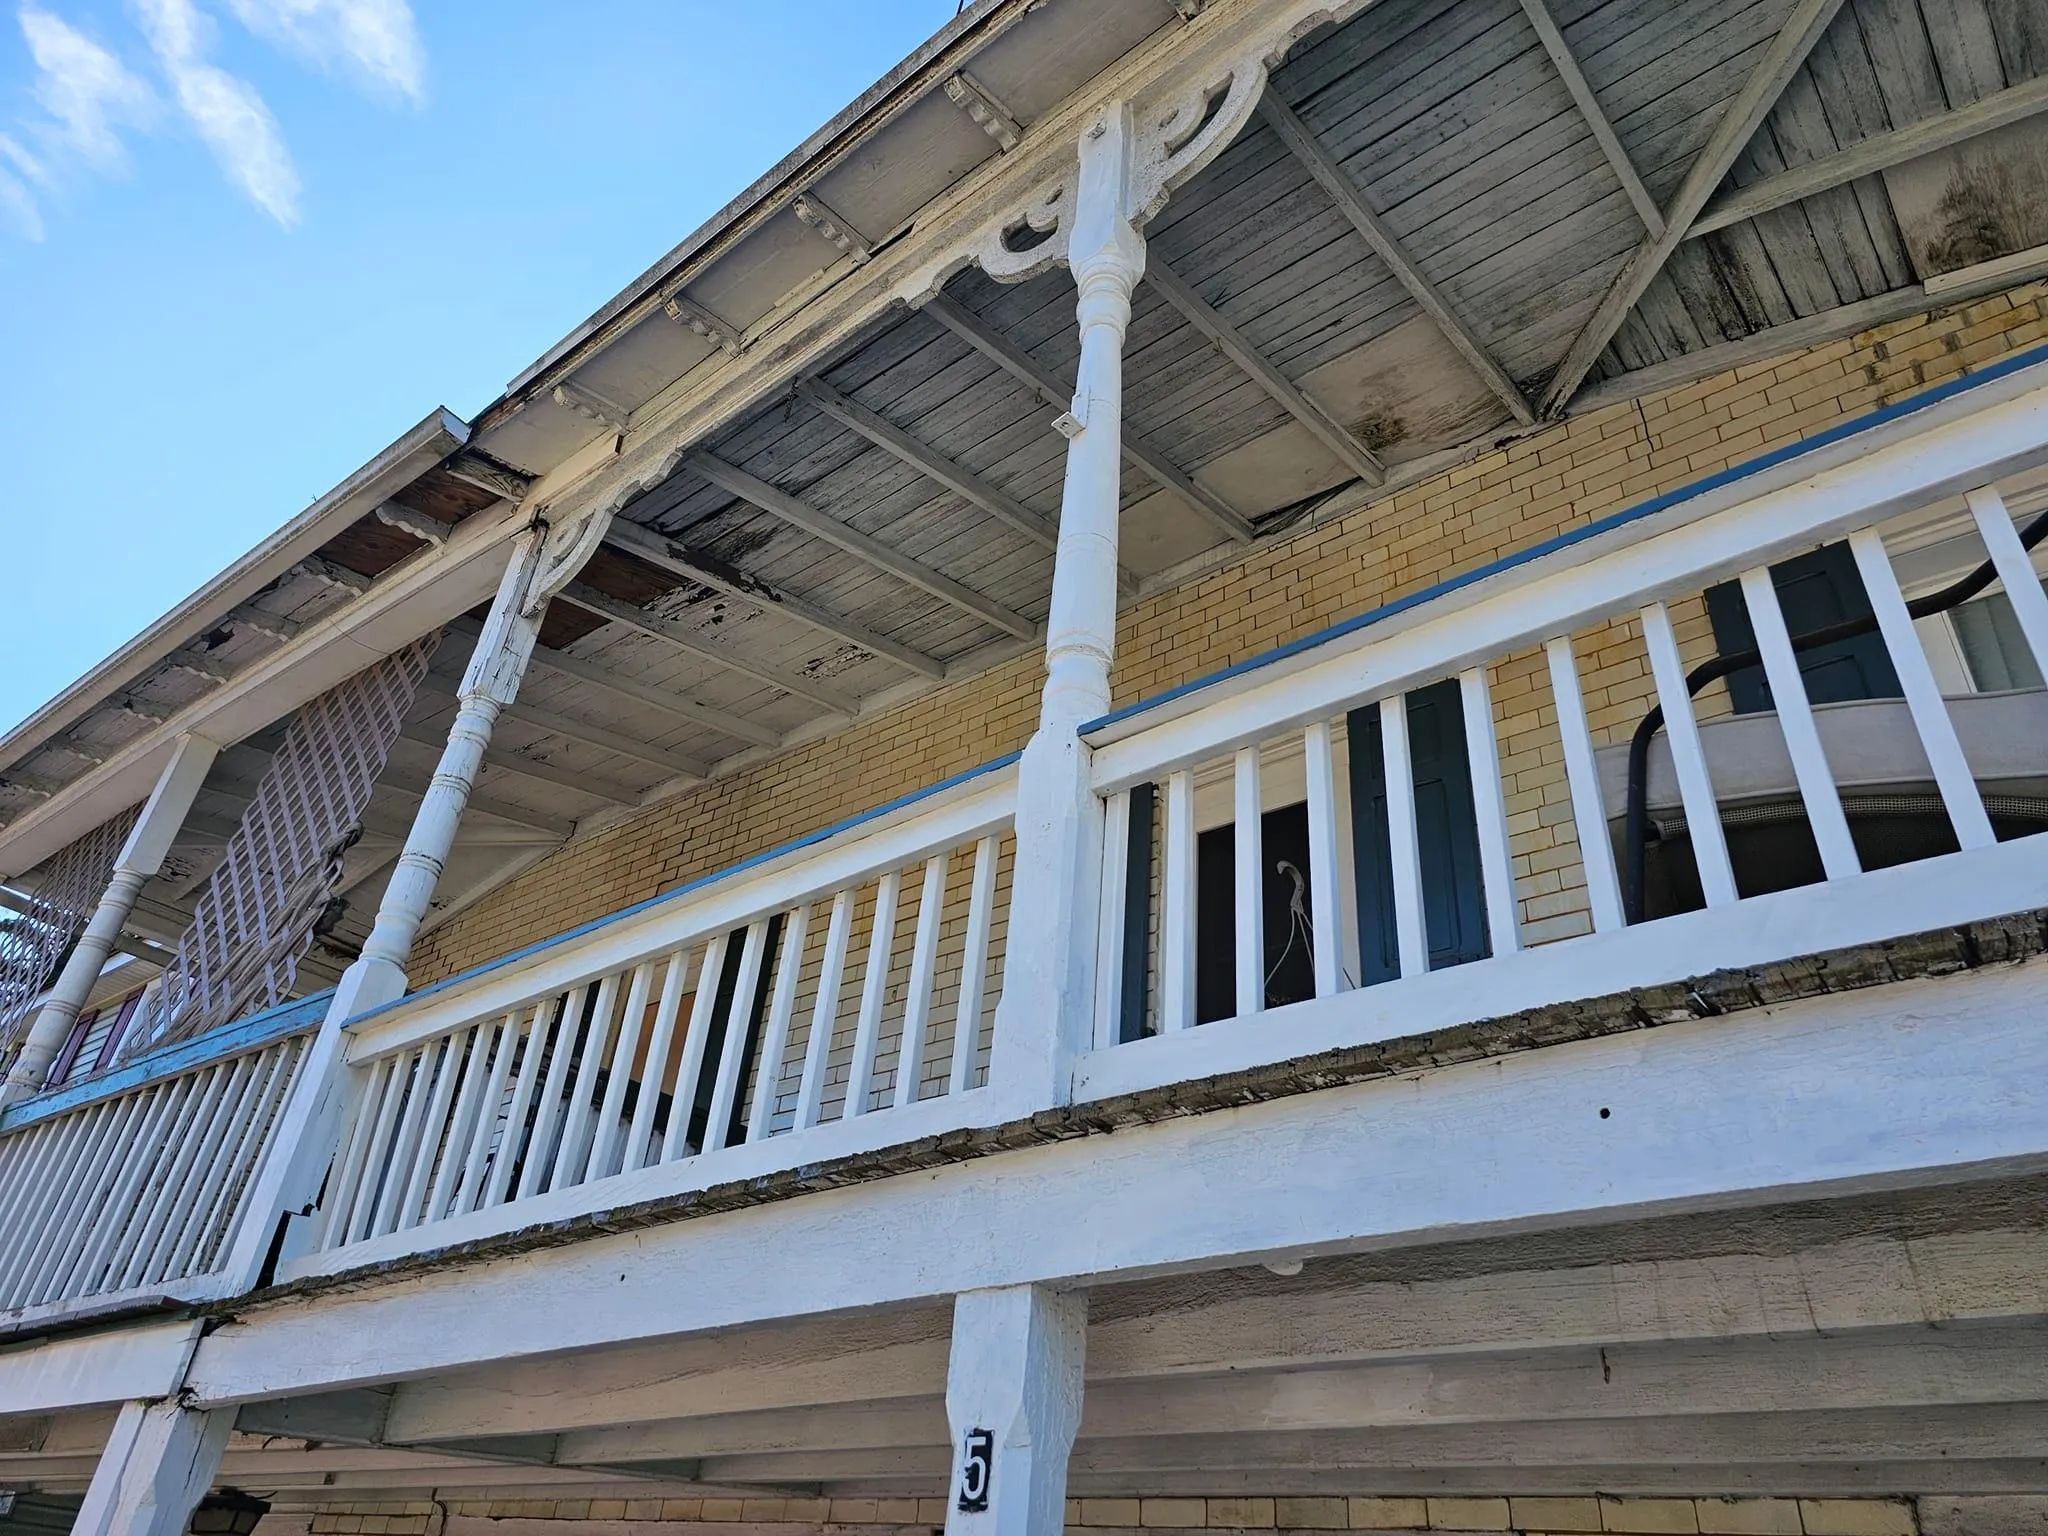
[1621,508,2048,923]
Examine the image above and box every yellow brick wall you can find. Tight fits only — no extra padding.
[408,285,2048,986]
[292,1493,1918,1536]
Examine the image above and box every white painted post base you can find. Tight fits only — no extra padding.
[945,1284,1087,1536]
[73,1398,232,1536]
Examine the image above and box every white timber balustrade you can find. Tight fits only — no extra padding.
[0,993,320,1324]
[1078,372,2048,1101]
[284,761,1017,1279]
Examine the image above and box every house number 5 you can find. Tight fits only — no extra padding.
[956,1427,993,1512]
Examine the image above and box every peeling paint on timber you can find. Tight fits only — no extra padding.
[202,906,2048,1320]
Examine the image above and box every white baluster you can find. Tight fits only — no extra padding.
[1459,665,1521,955]
[1545,634,1627,932]
[794,892,855,1130]
[1377,696,1430,978]
[373,1045,444,1235]
[516,986,590,1198]
[1303,721,1345,998]
[1093,796,1132,1051]
[1739,567,1860,881]
[396,1032,468,1228]
[1967,487,2048,682]
[482,1003,551,1208]
[318,1057,391,1248]
[846,871,903,1116]
[589,962,656,1177]
[895,855,951,1110]
[550,971,624,1188]
[1233,746,1264,1018]
[703,922,771,1151]
[624,953,689,1172]
[1848,529,1996,849]
[1641,600,1738,907]
[663,939,729,1161]
[430,1017,508,1221]
[1160,770,1198,1032]
[953,837,1000,1093]
[747,907,810,1144]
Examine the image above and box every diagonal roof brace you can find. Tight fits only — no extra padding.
[1258,93,1534,428]
[1515,0,1665,239]
[1539,0,1851,415]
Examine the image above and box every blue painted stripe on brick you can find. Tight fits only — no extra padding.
[0,989,331,1133]
[1081,341,2048,739]
[344,751,1025,1031]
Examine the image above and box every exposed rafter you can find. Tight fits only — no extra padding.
[1540,0,1852,415]
[1690,72,2048,238]
[374,503,449,549]
[519,641,780,751]
[604,517,944,680]
[923,295,1256,545]
[684,448,1038,641]
[559,581,860,717]
[1145,252,1394,476]
[1515,0,1664,238]
[396,721,636,805]
[377,765,575,841]
[1258,94,1535,427]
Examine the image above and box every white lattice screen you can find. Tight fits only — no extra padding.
[124,636,439,1059]
[0,806,140,1060]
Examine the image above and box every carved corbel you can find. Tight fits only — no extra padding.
[1128,53,1272,224]
[522,506,614,619]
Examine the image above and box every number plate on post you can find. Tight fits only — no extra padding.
[956,1427,993,1513]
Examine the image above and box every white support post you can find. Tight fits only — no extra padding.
[220,508,603,1288]
[72,1398,232,1536]
[1,735,219,1104]
[944,1284,1087,1536]
[986,102,1147,1111]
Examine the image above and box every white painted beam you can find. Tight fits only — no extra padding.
[396,721,637,806]
[0,1320,201,1415]
[1540,0,1851,414]
[685,450,1037,641]
[923,296,1255,545]
[1256,94,1535,427]
[186,957,2048,1403]
[418,671,708,782]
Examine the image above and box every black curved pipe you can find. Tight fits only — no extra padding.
[1620,507,2048,924]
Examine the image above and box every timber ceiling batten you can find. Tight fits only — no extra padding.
[0,807,140,1058]
[122,637,438,1060]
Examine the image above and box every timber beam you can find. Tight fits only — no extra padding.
[1516,0,1664,237]
[419,670,709,782]
[558,581,860,717]
[603,518,943,680]
[519,641,781,751]
[1540,0,1850,414]
[394,720,638,805]
[1253,93,1536,427]
[684,449,1037,641]
[923,295,1257,545]
[1145,251,1396,473]
[1690,73,2048,237]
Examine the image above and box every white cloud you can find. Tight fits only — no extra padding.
[133,0,300,226]
[221,0,422,101]
[17,7,155,169]
[0,163,42,238]
[0,130,48,185]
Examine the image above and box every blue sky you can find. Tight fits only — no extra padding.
[0,0,962,735]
